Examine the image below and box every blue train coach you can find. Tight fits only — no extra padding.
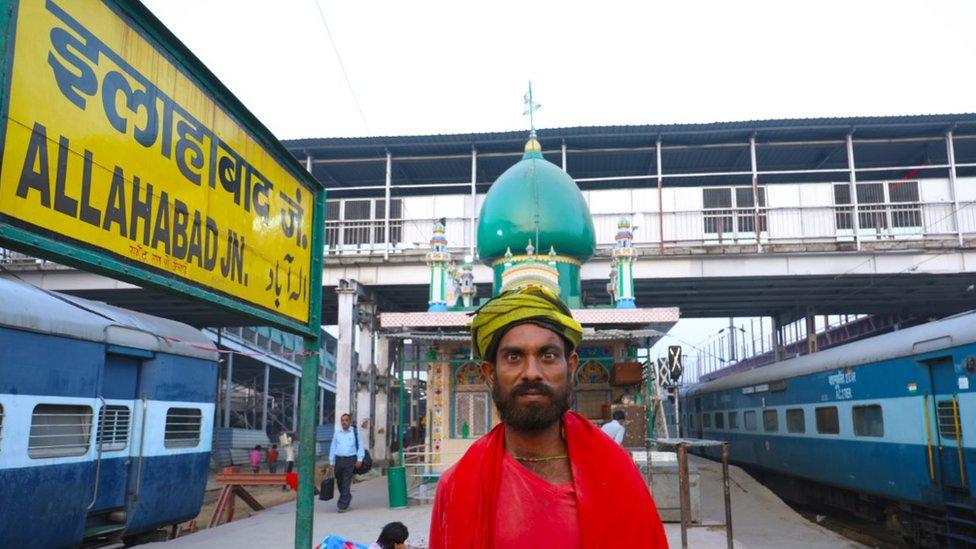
[681,311,976,545]
[0,277,219,547]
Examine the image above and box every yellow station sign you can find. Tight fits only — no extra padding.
[0,0,315,324]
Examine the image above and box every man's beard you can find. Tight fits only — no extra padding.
[492,379,571,432]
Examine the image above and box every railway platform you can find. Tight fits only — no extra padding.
[152,454,863,548]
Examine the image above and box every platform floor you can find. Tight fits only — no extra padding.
[152,455,863,548]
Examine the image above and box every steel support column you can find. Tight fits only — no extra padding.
[292,376,299,431]
[727,317,736,363]
[223,352,233,428]
[772,316,784,362]
[947,131,964,246]
[806,306,817,354]
[749,135,763,253]
[384,152,392,260]
[470,148,477,257]
[846,133,862,251]
[262,363,269,431]
[656,138,664,253]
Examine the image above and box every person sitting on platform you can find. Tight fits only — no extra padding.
[601,409,626,446]
[428,285,668,548]
[369,521,409,549]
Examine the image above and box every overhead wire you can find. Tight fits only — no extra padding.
[312,0,371,136]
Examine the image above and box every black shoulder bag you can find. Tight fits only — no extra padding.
[353,428,373,475]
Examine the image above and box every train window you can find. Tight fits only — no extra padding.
[728,411,738,429]
[0,403,3,451]
[744,410,757,431]
[703,413,712,428]
[164,407,202,448]
[853,405,884,437]
[936,400,960,439]
[29,404,93,458]
[763,410,779,432]
[715,412,725,429]
[786,409,805,433]
[96,405,131,451]
[815,406,840,434]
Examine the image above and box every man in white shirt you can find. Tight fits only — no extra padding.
[601,410,626,445]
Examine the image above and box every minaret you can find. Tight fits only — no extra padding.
[459,260,476,307]
[612,217,637,308]
[427,221,450,312]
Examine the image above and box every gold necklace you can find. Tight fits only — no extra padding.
[513,454,568,463]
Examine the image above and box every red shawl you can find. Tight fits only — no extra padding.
[429,411,668,548]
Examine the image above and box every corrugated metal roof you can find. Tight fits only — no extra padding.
[286,113,976,196]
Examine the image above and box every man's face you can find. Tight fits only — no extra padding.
[482,323,578,432]
[341,415,351,430]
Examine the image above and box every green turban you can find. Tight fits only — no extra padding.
[469,285,583,360]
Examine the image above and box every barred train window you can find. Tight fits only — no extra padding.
[29,404,93,458]
[702,413,712,429]
[852,404,884,437]
[763,409,779,432]
[786,408,805,434]
[815,406,839,435]
[96,405,131,451]
[715,412,725,429]
[936,400,959,439]
[728,411,738,430]
[164,407,202,448]
[743,410,757,431]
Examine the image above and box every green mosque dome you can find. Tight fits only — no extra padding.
[477,138,596,265]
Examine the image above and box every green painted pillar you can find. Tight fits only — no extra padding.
[295,336,321,547]
[294,183,326,549]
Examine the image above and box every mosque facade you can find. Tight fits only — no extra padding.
[382,135,679,470]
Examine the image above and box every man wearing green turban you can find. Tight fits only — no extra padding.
[469,285,583,363]
[430,285,668,548]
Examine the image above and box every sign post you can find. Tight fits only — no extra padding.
[0,2,326,547]
[666,346,683,438]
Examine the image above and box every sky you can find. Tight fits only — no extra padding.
[142,1,972,363]
[142,0,976,140]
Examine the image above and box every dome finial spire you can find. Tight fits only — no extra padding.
[522,81,542,154]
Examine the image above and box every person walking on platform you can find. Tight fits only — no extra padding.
[328,413,365,513]
[602,410,626,445]
[428,286,668,548]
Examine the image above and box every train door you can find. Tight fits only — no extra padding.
[925,357,967,491]
[86,353,140,536]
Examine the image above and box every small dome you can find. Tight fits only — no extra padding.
[477,140,596,264]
